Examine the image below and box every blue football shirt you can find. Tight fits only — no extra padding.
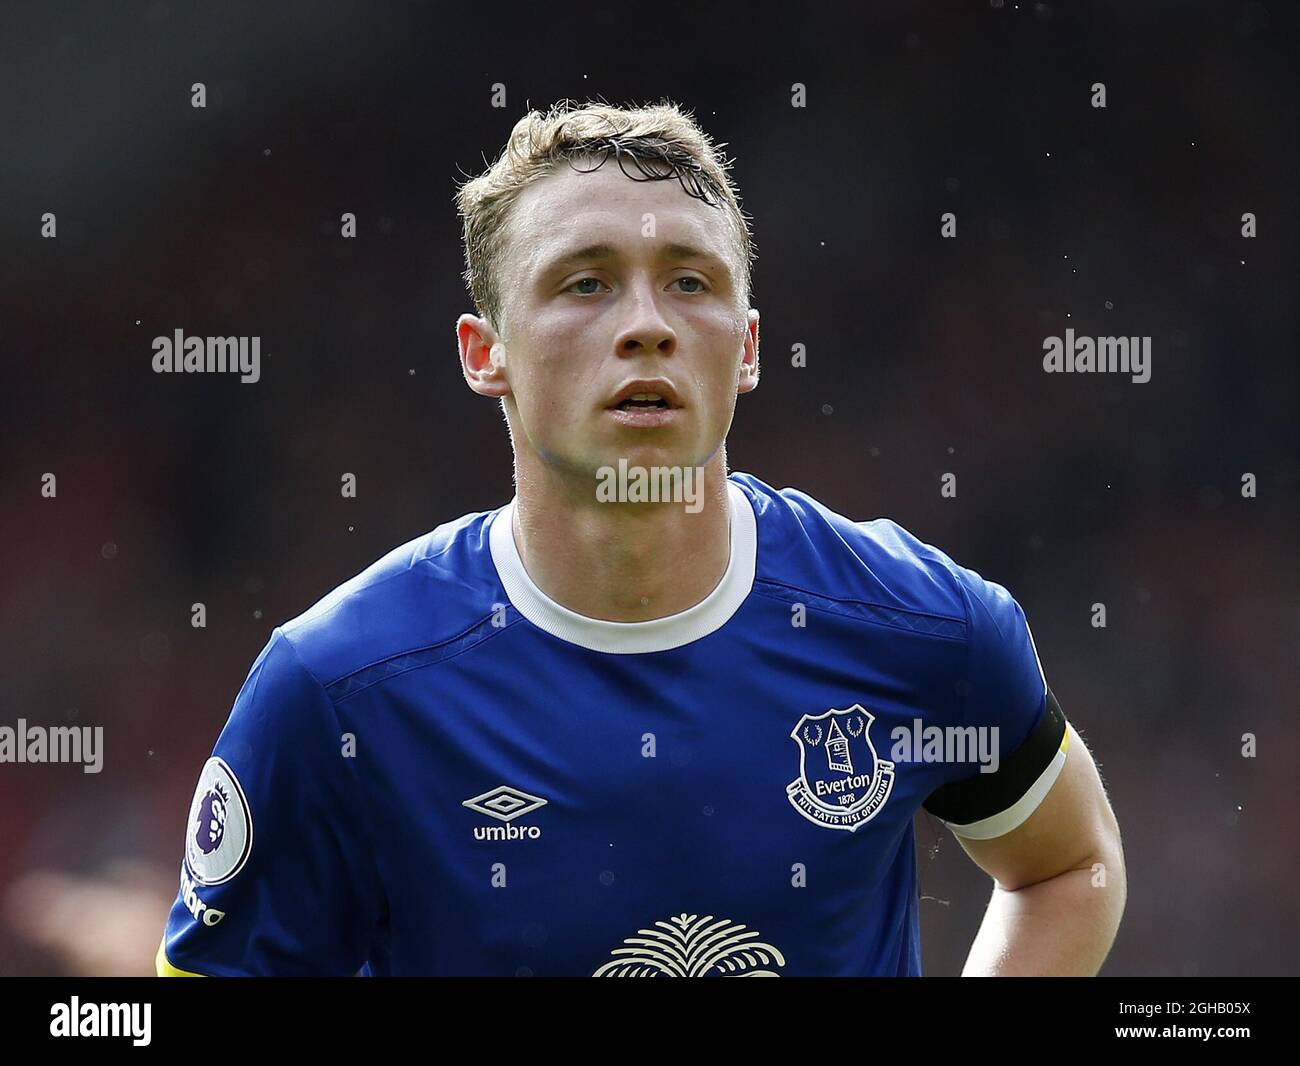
[157,471,1069,977]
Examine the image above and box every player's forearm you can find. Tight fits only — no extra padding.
[960,857,1126,976]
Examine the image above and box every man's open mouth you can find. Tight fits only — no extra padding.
[616,394,671,411]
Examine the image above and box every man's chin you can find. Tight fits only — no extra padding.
[593,440,703,473]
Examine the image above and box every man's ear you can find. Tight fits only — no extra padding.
[737,308,760,394]
[458,313,510,399]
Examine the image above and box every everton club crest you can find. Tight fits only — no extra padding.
[787,705,895,832]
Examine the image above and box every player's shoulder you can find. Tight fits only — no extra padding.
[275,502,504,685]
[729,470,997,630]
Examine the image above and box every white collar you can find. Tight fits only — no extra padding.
[488,479,757,654]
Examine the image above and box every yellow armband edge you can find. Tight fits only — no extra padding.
[156,937,207,977]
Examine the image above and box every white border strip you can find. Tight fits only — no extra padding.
[489,480,757,655]
[943,728,1071,840]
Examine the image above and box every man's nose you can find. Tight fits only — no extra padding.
[614,277,677,357]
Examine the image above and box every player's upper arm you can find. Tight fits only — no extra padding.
[156,627,384,976]
[920,561,1122,888]
[954,720,1124,891]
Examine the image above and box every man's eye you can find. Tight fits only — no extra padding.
[566,276,707,295]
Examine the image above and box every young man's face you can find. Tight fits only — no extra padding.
[460,157,759,486]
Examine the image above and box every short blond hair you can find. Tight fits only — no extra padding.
[454,98,755,336]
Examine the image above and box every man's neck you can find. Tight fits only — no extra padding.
[510,454,732,623]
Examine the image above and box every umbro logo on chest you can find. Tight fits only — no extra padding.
[463,784,549,840]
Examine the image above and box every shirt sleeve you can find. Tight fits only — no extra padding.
[921,563,1070,840]
[156,627,384,975]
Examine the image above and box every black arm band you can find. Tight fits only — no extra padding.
[921,686,1067,828]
